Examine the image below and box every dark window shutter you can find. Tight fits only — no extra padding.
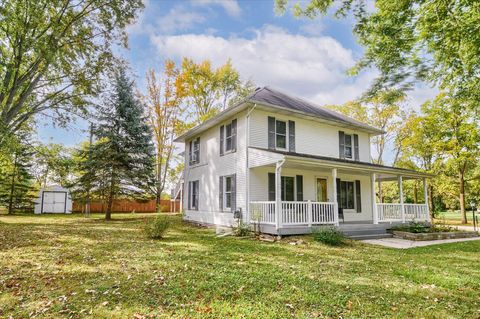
[195,181,199,210]
[268,173,276,201]
[355,180,362,213]
[268,116,276,149]
[219,176,223,210]
[189,141,193,165]
[296,175,303,201]
[231,119,237,152]
[196,137,200,164]
[354,134,359,161]
[288,120,295,152]
[231,174,236,212]
[336,178,341,208]
[220,126,224,156]
[189,181,192,209]
[339,131,345,159]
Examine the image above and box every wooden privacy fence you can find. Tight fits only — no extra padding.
[72,199,180,213]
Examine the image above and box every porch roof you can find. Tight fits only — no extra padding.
[249,147,432,180]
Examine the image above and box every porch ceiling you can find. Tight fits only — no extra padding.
[248,147,431,180]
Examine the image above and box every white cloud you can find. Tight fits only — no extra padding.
[192,0,242,17]
[151,25,373,105]
[157,6,206,34]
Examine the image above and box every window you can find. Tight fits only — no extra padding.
[219,174,236,210]
[340,181,355,209]
[225,123,233,152]
[224,176,232,208]
[189,137,200,165]
[220,119,236,155]
[276,120,287,149]
[189,180,199,210]
[281,176,295,201]
[344,134,352,159]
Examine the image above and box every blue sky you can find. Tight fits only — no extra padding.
[36,0,436,163]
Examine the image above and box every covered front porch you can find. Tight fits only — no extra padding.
[247,148,430,236]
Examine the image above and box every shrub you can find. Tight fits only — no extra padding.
[313,227,345,246]
[391,221,430,233]
[391,221,458,233]
[145,215,170,239]
[234,220,251,237]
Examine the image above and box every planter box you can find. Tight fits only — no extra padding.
[390,230,479,241]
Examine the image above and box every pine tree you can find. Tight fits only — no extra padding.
[85,68,155,220]
[0,138,36,214]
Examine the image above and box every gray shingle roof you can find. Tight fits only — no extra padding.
[248,86,383,134]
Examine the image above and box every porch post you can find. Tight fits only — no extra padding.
[423,177,430,223]
[307,200,312,227]
[371,173,378,224]
[275,161,283,230]
[332,168,339,226]
[398,175,405,223]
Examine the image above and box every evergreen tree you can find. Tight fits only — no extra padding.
[83,68,155,220]
[0,137,36,214]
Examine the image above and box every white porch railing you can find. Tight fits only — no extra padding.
[250,201,276,224]
[249,201,336,226]
[377,203,428,222]
[404,203,429,221]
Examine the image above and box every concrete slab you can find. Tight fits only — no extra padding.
[361,236,480,249]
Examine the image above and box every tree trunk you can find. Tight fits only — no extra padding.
[459,173,467,224]
[8,154,17,214]
[106,174,115,221]
[429,185,435,219]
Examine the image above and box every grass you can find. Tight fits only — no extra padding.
[1,214,480,318]
[434,210,479,226]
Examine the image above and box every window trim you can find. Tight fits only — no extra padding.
[225,123,233,153]
[343,133,353,159]
[275,119,288,150]
[189,180,199,210]
[339,180,355,210]
[190,137,200,165]
[224,176,232,209]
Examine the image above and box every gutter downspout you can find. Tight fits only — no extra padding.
[245,103,257,224]
[275,159,286,231]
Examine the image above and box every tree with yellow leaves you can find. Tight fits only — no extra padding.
[143,61,186,208]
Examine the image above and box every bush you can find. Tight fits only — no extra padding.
[391,221,458,233]
[145,215,170,239]
[234,220,251,237]
[313,227,345,246]
[391,221,430,233]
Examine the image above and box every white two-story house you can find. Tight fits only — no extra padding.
[175,87,430,236]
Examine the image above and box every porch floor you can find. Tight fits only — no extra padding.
[258,222,404,238]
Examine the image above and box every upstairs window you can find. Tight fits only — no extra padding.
[268,117,295,152]
[344,134,352,159]
[275,120,287,149]
[339,131,359,160]
[220,119,237,155]
[189,137,200,165]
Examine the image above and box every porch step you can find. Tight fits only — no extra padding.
[348,233,393,240]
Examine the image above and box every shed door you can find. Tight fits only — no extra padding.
[42,192,66,213]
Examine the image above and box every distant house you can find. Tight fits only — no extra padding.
[34,185,72,214]
[174,87,431,237]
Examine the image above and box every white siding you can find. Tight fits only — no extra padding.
[249,109,371,162]
[183,111,247,227]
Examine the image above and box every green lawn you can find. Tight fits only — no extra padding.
[434,210,478,226]
[1,214,480,318]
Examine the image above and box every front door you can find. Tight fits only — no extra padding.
[316,178,327,202]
